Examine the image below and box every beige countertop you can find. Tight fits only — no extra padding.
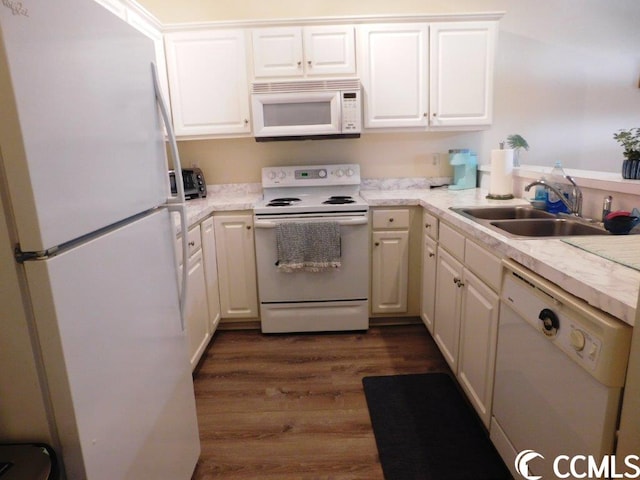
[181,185,639,326]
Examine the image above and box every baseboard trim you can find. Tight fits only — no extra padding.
[217,316,423,331]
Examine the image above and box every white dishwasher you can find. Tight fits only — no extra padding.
[491,259,632,480]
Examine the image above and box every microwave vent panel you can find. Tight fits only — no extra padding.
[252,78,360,94]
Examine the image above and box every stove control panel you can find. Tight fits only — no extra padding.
[262,164,360,187]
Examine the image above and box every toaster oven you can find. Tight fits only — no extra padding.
[169,168,207,200]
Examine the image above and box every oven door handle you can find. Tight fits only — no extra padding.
[254,217,369,229]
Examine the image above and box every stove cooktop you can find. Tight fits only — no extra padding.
[254,192,368,215]
[254,163,368,215]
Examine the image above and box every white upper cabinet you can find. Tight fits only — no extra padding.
[252,26,356,78]
[164,29,251,137]
[359,24,429,128]
[359,20,497,130]
[429,21,497,127]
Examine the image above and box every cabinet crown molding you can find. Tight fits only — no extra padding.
[161,12,505,33]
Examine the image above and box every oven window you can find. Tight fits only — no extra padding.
[263,101,331,127]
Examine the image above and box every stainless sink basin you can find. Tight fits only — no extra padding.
[490,218,609,237]
[450,205,609,238]
[454,206,556,220]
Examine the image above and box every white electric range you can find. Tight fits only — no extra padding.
[253,164,370,333]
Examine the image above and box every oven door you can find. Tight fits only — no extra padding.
[254,213,369,332]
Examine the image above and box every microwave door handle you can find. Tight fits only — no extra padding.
[152,62,188,326]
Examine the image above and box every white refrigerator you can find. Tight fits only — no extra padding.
[0,1,200,479]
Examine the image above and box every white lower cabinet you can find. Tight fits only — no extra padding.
[213,213,259,319]
[177,224,211,371]
[457,268,499,428]
[371,209,410,314]
[201,217,221,335]
[431,219,501,428]
[420,210,438,333]
[421,235,437,333]
[433,247,463,370]
[371,231,409,313]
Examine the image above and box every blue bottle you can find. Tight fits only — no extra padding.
[545,161,570,214]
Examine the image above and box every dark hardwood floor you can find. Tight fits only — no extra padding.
[190,324,451,479]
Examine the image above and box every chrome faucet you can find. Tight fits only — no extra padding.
[524,177,583,216]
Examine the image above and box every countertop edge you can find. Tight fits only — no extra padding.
[182,188,638,326]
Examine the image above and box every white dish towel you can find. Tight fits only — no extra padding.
[276,222,341,272]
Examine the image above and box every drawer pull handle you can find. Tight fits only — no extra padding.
[429,252,435,258]
[389,218,394,222]
[453,277,464,287]
[374,242,380,247]
[188,241,195,247]
[246,225,252,230]
[425,223,431,228]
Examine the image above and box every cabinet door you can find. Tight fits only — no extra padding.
[213,214,258,318]
[457,268,499,428]
[371,230,409,313]
[165,29,251,137]
[303,26,356,76]
[252,27,303,78]
[421,235,437,333]
[429,21,496,127]
[201,217,221,335]
[433,247,463,372]
[359,24,428,128]
[185,247,210,370]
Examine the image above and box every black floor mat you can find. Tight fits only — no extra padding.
[362,373,511,480]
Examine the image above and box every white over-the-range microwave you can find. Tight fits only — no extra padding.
[251,78,361,141]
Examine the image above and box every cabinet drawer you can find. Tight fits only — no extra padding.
[175,224,203,266]
[423,210,438,240]
[464,239,502,292]
[439,222,465,261]
[372,209,410,229]
[187,224,202,257]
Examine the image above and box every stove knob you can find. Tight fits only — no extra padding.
[278,170,286,179]
[335,169,344,177]
[346,168,355,177]
[318,169,327,178]
[570,328,586,352]
[267,171,276,180]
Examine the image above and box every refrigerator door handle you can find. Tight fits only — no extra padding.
[152,63,188,328]
[152,62,184,205]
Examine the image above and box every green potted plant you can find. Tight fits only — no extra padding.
[613,128,640,179]
[505,134,529,167]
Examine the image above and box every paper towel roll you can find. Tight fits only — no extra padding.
[488,149,514,197]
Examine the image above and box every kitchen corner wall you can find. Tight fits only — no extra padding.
[143,0,640,183]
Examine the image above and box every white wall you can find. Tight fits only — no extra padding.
[138,0,640,181]
[480,0,640,172]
